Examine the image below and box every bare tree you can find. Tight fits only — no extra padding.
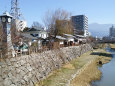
[31,21,43,30]
[0,21,2,42]
[10,20,19,44]
[43,8,73,37]
[56,20,74,36]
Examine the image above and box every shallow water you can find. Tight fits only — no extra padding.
[92,49,115,86]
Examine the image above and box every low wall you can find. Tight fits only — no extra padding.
[0,44,92,86]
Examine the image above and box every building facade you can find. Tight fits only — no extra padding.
[110,25,115,37]
[22,28,48,40]
[15,19,27,31]
[71,15,89,36]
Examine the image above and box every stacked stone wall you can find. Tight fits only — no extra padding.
[0,44,92,86]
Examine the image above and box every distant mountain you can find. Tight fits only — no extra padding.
[88,23,115,37]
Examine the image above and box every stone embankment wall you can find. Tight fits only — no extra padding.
[0,44,92,86]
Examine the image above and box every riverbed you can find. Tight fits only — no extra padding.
[92,48,115,86]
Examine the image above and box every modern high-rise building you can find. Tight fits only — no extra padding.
[110,25,115,37]
[71,15,89,36]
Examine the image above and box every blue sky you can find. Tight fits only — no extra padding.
[0,0,115,27]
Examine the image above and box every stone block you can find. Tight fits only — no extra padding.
[8,72,12,78]
[0,76,3,82]
[6,59,12,66]
[31,75,38,84]
[20,79,26,85]
[24,75,29,82]
[4,78,12,86]
[14,63,19,68]
[10,58,16,62]
[1,64,7,68]
[10,84,16,86]
[16,81,22,86]
[16,68,21,74]
[28,72,32,79]
[10,76,18,84]
[29,80,34,86]
[27,66,32,72]
[2,72,8,79]
[23,68,29,74]
[0,61,6,66]
[16,74,22,81]
[16,57,21,61]
[11,69,17,77]
[19,70,26,77]
[20,60,26,66]
[0,68,2,76]
[0,81,4,86]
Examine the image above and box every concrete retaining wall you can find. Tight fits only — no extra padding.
[0,44,92,86]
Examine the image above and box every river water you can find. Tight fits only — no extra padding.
[92,48,115,86]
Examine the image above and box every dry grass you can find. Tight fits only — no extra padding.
[70,60,101,86]
[98,56,112,64]
[110,44,115,49]
[37,49,112,86]
[63,64,75,70]
[70,50,112,86]
[37,51,94,86]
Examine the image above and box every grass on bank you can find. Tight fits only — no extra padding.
[36,51,94,86]
[70,54,112,86]
[110,43,115,49]
[36,49,112,86]
[70,60,101,86]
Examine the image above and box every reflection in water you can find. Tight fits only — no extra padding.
[92,48,115,86]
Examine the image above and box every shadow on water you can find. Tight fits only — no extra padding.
[90,52,112,57]
[92,47,115,86]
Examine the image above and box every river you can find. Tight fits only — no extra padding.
[92,47,115,86]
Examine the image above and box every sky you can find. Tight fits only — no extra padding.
[0,0,115,27]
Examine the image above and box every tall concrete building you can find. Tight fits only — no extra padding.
[110,25,115,37]
[71,15,89,36]
[14,19,27,31]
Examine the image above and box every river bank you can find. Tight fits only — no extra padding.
[70,50,112,86]
[110,43,115,49]
[36,49,112,86]
[92,44,115,86]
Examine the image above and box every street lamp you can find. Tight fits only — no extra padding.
[0,11,13,58]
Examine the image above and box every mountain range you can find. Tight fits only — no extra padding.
[88,23,115,37]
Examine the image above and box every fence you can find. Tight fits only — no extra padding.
[0,41,86,59]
